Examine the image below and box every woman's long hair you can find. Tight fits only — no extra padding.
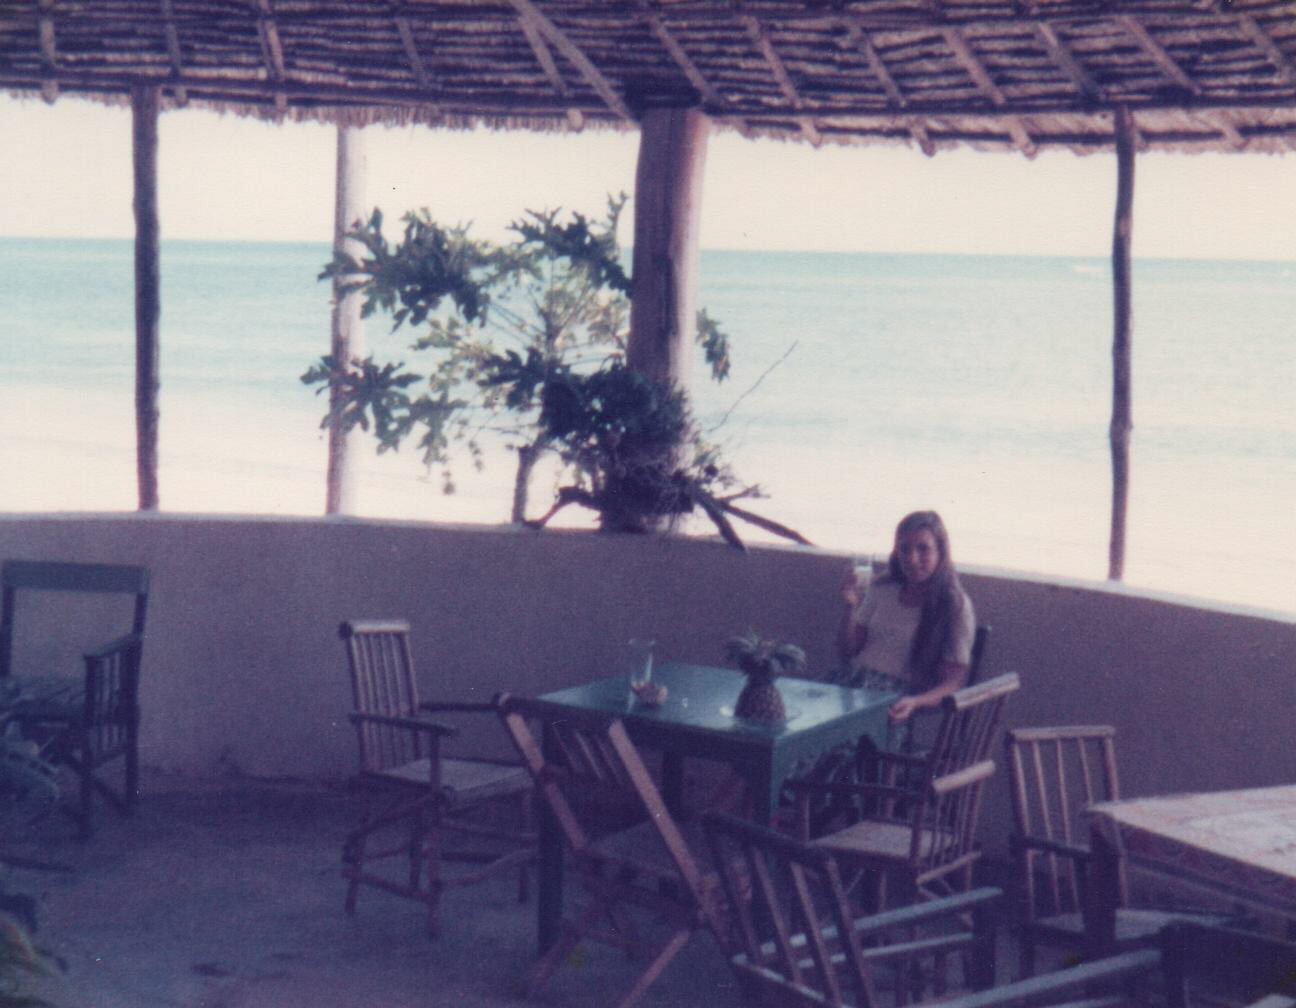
[885,510,966,688]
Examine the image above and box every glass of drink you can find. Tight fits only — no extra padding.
[626,639,655,693]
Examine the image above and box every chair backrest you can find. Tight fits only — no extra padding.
[496,693,714,913]
[1004,724,1121,918]
[702,810,1000,1008]
[1,560,149,679]
[339,619,424,774]
[901,672,1019,880]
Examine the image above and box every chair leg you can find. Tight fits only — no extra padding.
[1018,935,1037,979]
[125,729,139,813]
[343,790,373,916]
[77,742,95,841]
[611,926,692,1008]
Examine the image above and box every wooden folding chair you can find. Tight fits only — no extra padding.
[339,620,535,937]
[497,693,727,1008]
[792,673,1020,911]
[1005,725,1237,976]
[1,559,149,838]
[701,808,1161,1008]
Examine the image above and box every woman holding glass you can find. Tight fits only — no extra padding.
[836,510,977,726]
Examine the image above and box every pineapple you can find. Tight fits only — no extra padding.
[724,631,806,723]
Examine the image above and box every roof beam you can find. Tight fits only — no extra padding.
[643,11,748,134]
[743,15,821,146]
[1034,21,1104,102]
[505,0,633,122]
[160,0,189,106]
[393,16,431,90]
[1234,12,1296,87]
[943,27,1038,157]
[516,14,584,129]
[840,18,934,155]
[253,0,288,115]
[37,0,57,103]
[1118,15,1200,95]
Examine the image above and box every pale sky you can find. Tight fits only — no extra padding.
[4,93,1296,260]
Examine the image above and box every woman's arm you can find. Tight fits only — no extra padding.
[888,661,967,721]
[836,570,869,662]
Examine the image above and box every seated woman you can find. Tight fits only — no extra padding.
[835,510,976,730]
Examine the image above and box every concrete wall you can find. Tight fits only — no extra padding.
[3,513,1293,847]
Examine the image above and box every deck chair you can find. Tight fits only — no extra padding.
[497,693,727,1008]
[1,559,148,838]
[791,673,1020,911]
[1005,725,1235,977]
[702,809,1162,1008]
[339,620,535,937]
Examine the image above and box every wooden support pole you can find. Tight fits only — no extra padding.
[628,106,709,392]
[1108,106,1136,581]
[131,85,161,511]
[325,125,367,515]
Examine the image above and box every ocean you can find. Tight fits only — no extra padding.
[2,237,1292,615]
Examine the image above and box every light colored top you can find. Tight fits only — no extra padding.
[849,579,976,690]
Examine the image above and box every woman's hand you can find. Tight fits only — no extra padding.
[841,567,865,608]
[889,695,921,722]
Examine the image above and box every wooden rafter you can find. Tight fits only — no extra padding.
[37,0,57,103]
[160,0,189,106]
[1119,15,1200,95]
[743,16,820,145]
[1235,12,1296,87]
[1035,21,1104,101]
[644,11,749,133]
[1199,109,1247,149]
[944,27,1038,156]
[841,18,936,156]
[506,0,633,122]
[254,0,288,115]
[517,14,583,129]
[394,16,431,90]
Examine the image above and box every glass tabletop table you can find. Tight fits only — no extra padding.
[531,661,897,948]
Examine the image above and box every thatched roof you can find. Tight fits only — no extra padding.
[4,1,1296,156]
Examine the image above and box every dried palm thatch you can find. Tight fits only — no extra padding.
[2,1,1295,156]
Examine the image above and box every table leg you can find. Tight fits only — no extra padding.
[1084,822,1121,958]
[538,723,563,952]
[661,751,685,818]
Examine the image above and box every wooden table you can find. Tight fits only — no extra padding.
[1085,784,1296,952]
[532,661,897,948]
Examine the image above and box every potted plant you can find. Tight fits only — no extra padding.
[724,631,806,723]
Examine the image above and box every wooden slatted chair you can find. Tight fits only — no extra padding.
[791,673,1020,912]
[1,559,149,838]
[1005,725,1234,977]
[701,808,1162,1008]
[339,619,535,937]
[1160,920,1296,1008]
[496,693,727,1008]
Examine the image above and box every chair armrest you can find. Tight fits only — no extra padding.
[83,632,143,664]
[348,712,456,737]
[849,885,1003,940]
[419,700,498,714]
[926,948,1162,1008]
[931,759,996,796]
[1009,832,1091,863]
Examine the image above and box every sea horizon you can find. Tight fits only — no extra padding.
[2,237,1292,616]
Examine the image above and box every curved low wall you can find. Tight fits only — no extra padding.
[3,513,1293,841]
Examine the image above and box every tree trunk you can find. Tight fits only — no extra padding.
[1108,106,1136,581]
[326,125,367,515]
[131,86,161,511]
[628,106,709,393]
[511,442,541,524]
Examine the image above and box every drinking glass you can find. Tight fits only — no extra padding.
[626,639,655,692]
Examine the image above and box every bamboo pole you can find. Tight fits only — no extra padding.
[1108,105,1136,580]
[325,124,367,515]
[628,106,709,391]
[131,85,161,511]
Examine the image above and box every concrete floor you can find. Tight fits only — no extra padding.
[4,772,746,1008]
